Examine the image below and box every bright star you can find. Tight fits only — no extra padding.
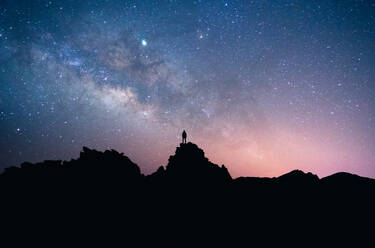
[141,39,147,46]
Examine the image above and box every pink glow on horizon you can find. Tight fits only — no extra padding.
[191,124,374,179]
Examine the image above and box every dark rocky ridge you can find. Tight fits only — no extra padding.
[1,142,374,246]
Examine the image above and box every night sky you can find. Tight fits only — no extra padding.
[1,0,375,178]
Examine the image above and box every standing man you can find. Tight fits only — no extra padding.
[182,130,187,144]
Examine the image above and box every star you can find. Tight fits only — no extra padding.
[0,0,374,179]
[141,39,147,46]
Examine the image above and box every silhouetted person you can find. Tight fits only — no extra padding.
[182,130,187,144]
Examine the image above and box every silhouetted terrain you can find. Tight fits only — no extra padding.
[1,142,374,246]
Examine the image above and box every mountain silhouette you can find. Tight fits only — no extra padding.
[1,142,374,246]
[148,142,231,187]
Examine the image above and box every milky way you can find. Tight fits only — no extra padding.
[1,0,375,178]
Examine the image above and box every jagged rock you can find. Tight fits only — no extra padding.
[164,142,232,185]
[1,142,375,246]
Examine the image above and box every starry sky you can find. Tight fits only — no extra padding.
[1,0,375,178]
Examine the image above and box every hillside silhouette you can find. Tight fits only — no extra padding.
[1,142,375,246]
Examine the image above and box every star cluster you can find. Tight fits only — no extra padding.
[1,0,375,178]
